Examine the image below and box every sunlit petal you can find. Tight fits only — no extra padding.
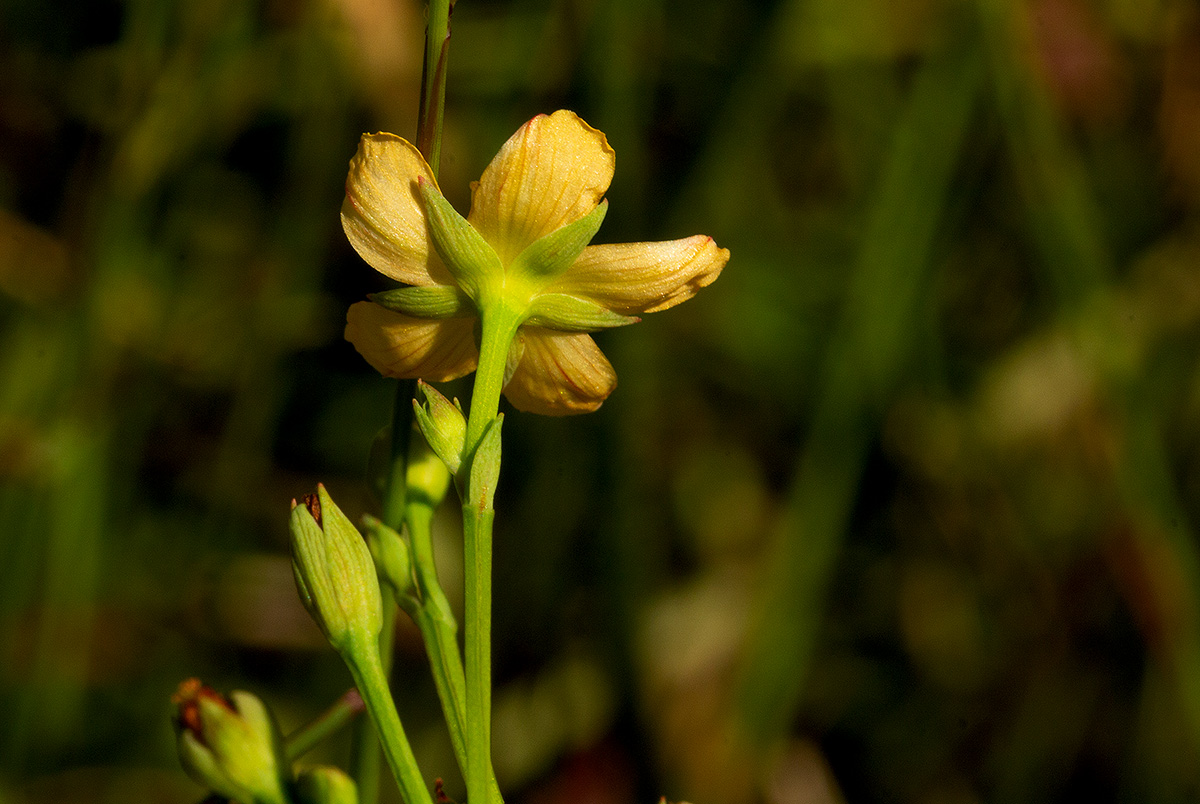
[345,301,477,381]
[341,134,454,286]
[468,111,615,264]
[550,236,730,315]
[502,328,617,415]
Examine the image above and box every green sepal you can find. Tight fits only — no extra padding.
[466,414,503,512]
[289,485,383,653]
[508,199,608,283]
[524,292,639,332]
[412,380,466,475]
[362,514,414,597]
[295,766,359,804]
[417,177,503,302]
[368,285,471,319]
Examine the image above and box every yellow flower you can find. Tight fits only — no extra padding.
[341,110,729,415]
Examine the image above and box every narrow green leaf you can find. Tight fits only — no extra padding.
[466,414,503,512]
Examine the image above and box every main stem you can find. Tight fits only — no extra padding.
[460,306,520,804]
[409,498,505,803]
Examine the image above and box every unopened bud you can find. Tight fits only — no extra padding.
[289,484,383,653]
[362,514,414,597]
[295,765,359,804]
[412,380,466,475]
[171,678,291,804]
[406,424,453,509]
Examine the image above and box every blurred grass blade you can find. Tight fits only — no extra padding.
[736,33,983,746]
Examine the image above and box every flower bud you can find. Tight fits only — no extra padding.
[412,380,466,475]
[406,421,453,509]
[295,766,359,804]
[172,678,292,804]
[290,484,383,653]
[362,514,414,597]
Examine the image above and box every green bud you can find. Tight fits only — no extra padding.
[523,293,639,332]
[368,285,471,319]
[417,177,503,303]
[509,200,608,283]
[411,380,466,475]
[406,425,453,509]
[467,414,503,512]
[289,485,383,653]
[295,766,359,804]
[172,679,292,804]
[362,514,414,597]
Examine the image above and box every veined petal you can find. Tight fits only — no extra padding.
[468,111,615,265]
[341,133,454,286]
[345,301,477,381]
[550,236,730,315]
[502,327,617,415]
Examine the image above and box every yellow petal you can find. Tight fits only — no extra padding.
[468,111,615,265]
[341,133,455,286]
[502,328,617,415]
[344,301,477,381]
[550,236,730,315]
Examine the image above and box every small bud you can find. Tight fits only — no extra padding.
[412,380,466,475]
[362,514,414,597]
[523,293,639,332]
[295,766,359,804]
[406,422,453,509]
[467,414,503,512]
[171,679,291,804]
[289,485,383,653]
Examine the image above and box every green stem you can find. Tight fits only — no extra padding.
[409,500,505,803]
[463,308,520,455]
[346,640,435,804]
[456,307,519,804]
[285,688,365,761]
[407,505,468,756]
[462,503,494,804]
[353,377,414,802]
[417,0,452,175]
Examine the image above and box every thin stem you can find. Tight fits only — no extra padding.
[409,500,505,803]
[346,641,435,804]
[352,377,415,803]
[417,0,452,174]
[462,504,494,804]
[463,308,520,455]
[285,688,365,761]
[407,506,468,759]
[457,307,519,804]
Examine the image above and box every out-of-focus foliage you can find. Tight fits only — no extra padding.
[2,0,1199,802]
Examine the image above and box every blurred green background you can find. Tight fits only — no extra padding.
[3,0,1200,801]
